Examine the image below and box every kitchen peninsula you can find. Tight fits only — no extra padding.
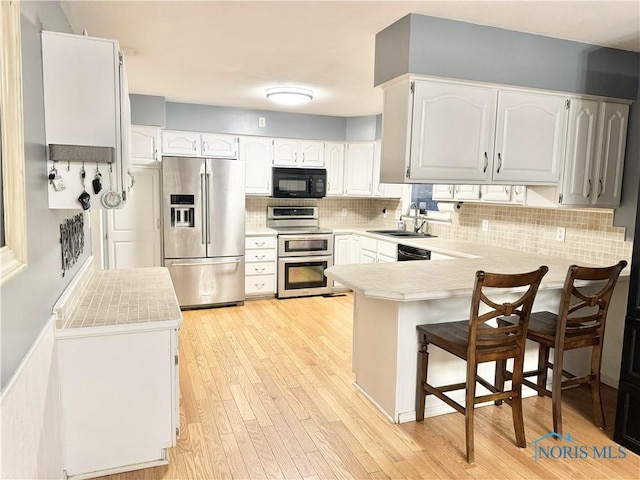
[324,239,629,424]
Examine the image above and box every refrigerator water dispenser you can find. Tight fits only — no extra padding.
[169,194,195,228]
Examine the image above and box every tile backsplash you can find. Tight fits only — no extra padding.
[245,197,403,229]
[427,203,632,266]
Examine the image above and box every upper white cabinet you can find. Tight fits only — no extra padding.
[593,102,628,207]
[325,142,346,195]
[42,31,131,209]
[345,143,375,196]
[373,141,404,198]
[201,133,238,158]
[453,184,481,201]
[493,91,566,184]
[241,136,272,196]
[409,80,497,182]
[273,139,325,167]
[434,183,525,204]
[162,131,201,157]
[381,76,568,186]
[130,125,161,166]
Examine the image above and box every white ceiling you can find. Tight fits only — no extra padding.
[60,1,640,117]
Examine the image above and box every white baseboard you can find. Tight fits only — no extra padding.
[1,315,64,480]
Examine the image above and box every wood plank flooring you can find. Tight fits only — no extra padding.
[99,294,638,479]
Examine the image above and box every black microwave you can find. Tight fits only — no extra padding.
[272,167,327,198]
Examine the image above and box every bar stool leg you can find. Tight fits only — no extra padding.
[494,358,506,406]
[552,347,564,435]
[465,362,477,463]
[416,343,429,422]
[537,345,549,396]
[590,344,605,429]
[511,355,526,448]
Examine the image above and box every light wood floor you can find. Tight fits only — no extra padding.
[101,293,638,479]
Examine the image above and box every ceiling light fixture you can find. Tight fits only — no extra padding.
[266,86,314,105]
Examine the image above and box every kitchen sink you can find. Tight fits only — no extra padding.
[366,230,437,238]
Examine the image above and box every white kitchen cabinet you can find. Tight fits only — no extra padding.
[245,235,277,296]
[432,184,455,201]
[373,141,404,198]
[42,31,131,210]
[481,185,513,203]
[332,234,352,288]
[162,130,201,156]
[326,142,346,195]
[593,102,629,207]
[241,136,272,195]
[131,125,161,166]
[57,326,179,478]
[408,80,497,182]
[381,76,567,186]
[345,142,375,196]
[493,90,566,184]
[106,167,162,268]
[512,185,526,204]
[453,184,481,201]
[273,139,325,167]
[201,133,238,158]
[360,236,397,263]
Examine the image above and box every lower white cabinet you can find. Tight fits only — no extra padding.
[57,326,179,477]
[333,234,352,288]
[245,235,277,296]
[359,236,397,263]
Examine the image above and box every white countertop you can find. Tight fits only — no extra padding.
[325,235,628,302]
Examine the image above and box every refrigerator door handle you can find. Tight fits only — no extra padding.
[206,173,211,245]
[200,173,207,245]
[169,258,242,267]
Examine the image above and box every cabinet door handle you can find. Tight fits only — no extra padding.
[302,152,306,163]
[496,153,502,174]
[448,185,453,194]
[587,179,592,198]
[255,254,265,260]
[514,186,519,195]
[598,179,603,198]
[255,242,265,247]
[505,186,510,196]
[127,170,135,192]
[255,268,265,274]
[193,140,197,150]
[483,152,488,173]
[455,185,460,194]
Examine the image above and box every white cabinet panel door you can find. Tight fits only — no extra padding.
[481,185,512,202]
[454,184,481,200]
[333,234,351,288]
[410,80,497,182]
[131,126,160,166]
[325,142,345,195]
[201,133,238,158]
[299,141,325,167]
[241,136,272,195]
[162,131,200,156]
[107,167,161,269]
[594,102,628,207]
[272,139,298,166]
[494,91,566,183]
[345,143,374,196]
[432,184,454,200]
[561,99,599,205]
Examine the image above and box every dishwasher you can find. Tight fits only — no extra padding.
[397,244,431,261]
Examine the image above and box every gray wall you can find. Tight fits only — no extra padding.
[130,94,166,127]
[1,2,91,390]
[375,14,639,100]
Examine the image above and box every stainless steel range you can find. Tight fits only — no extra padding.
[267,206,333,298]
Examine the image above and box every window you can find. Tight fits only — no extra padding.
[0,0,28,285]
[410,184,438,212]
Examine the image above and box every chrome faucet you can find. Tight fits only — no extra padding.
[405,202,426,233]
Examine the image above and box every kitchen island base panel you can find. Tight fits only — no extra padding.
[352,288,601,424]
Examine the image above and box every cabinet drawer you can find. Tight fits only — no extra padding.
[360,236,378,252]
[245,275,276,295]
[246,249,277,263]
[377,241,397,258]
[245,262,275,276]
[245,236,277,249]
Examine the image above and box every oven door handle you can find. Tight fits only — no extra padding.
[398,250,430,261]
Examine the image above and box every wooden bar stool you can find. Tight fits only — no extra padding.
[415,266,548,463]
[497,261,626,436]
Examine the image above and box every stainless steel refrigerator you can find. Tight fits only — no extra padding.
[162,156,245,308]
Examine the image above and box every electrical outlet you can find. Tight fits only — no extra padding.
[556,226,566,242]
[341,208,347,217]
[482,219,489,232]
[258,116,266,128]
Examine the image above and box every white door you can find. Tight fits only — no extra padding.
[130,125,160,166]
[432,184,454,200]
[162,131,200,156]
[106,167,162,269]
[345,143,374,196]
[272,139,298,166]
[454,184,481,201]
[410,80,497,182]
[299,141,325,167]
[333,234,351,288]
[594,102,628,207]
[241,136,272,195]
[481,185,512,202]
[201,133,238,158]
[494,91,567,184]
[512,185,526,204]
[325,142,345,195]
[561,98,599,205]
